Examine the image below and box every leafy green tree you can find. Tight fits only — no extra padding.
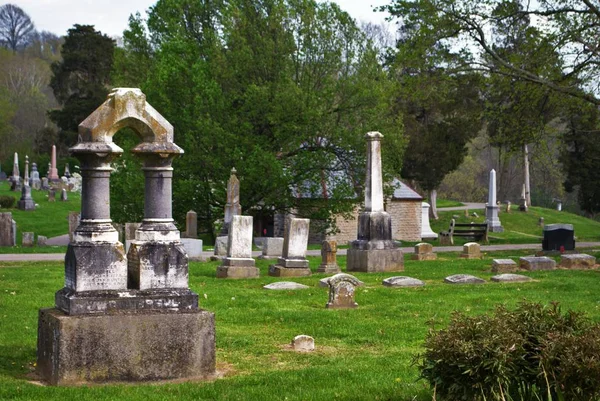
[49,25,115,147]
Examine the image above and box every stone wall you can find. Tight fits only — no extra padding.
[386,200,422,241]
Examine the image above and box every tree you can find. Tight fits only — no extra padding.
[381,0,600,106]
[0,4,35,52]
[49,25,115,147]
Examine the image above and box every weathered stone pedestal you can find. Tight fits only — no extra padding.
[37,308,215,386]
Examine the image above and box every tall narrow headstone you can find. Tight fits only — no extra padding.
[37,88,215,386]
[24,155,30,186]
[485,169,503,232]
[0,213,16,246]
[420,202,438,239]
[185,210,198,238]
[17,158,35,211]
[48,144,59,182]
[347,132,403,273]
[269,218,311,277]
[220,168,241,235]
[216,215,259,278]
[10,152,20,191]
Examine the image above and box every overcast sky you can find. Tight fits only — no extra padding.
[11,0,393,38]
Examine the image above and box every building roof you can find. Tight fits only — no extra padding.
[391,178,423,200]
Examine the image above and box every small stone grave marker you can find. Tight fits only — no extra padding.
[491,259,517,273]
[292,335,314,352]
[37,235,47,247]
[382,276,424,287]
[0,213,16,246]
[258,237,284,260]
[519,256,556,271]
[559,254,596,269]
[326,273,361,309]
[316,240,340,273]
[22,232,34,247]
[491,274,532,283]
[319,276,364,288]
[411,242,436,261]
[263,282,309,290]
[444,274,485,284]
[48,188,56,202]
[460,242,481,259]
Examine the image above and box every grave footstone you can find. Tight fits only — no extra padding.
[0,213,16,246]
[491,274,532,283]
[22,232,34,247]
[37,235,47,247]
[411,242,436,261]
[216,215,259,278]
[444,274,485,284]
[258,237,284,260]
[382,276,425,287]
[269,218,311,277]
[491,259,518,273]
[316,240,340,274]
[460,242,481,259]
[559,254,596,269]
[292,335,314,352]
[347,132,403,273]
[542,224,575,251]
[263,282,309,290]
[38,89,215,385]
[326,273,361,309]
[519,256,556,271]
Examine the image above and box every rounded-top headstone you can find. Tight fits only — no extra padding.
[444,274,485,284]
[382,276,425,287]
[319,276,365,288]
[292,335,314,352]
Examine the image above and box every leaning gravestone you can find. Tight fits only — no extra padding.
[269,218,311,277]
[519,256,556,271]
[444,274,485,284]
[258,237,284,260]
[347,132,403,273]
[0,213,16,246]
[316,240,341,274]
[542,224,575,251]
[216,215,259,278]
[326,273,361,309]
[37,88,215,385]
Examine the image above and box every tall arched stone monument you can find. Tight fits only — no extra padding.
[37,88,215,385]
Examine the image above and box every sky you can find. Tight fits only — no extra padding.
[11,0,393,38]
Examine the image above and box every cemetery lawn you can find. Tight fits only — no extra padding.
[0,182,81,245]
[2,251,600,400]
[429,206,600,244]
[431,199,464,208]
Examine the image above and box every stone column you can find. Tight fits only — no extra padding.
[49,144,59,181]
[485,169,503,232]
[10,152,20,191]
[347,132,403,273]
[24,155,30,186]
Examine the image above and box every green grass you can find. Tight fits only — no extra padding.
[1,251,600,400]
[428,206,600,245]
[431,199,464,208]
[0,181,80,245]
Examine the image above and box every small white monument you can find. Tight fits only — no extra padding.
[485,169,503,232]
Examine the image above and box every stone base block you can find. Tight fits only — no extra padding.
[17,199,35,210]
[316,264,341,274]
[411,253,437,261]
[520,256,556,271]
[37,307,216,386]
[559,254,596,269]
[346,248,404,273]
[268,265,312,277]
[128,241,189,290]
[216,265,260,279]
[55,287,199,315]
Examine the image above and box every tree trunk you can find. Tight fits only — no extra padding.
[429,189,439,220]
[524,144,531,207]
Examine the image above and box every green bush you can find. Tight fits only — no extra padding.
[415,301,600,401]
[0,195,16,208]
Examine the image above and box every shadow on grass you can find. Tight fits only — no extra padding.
[0,344,37,380]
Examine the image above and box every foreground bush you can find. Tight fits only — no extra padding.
[0,195,16,208]
[415,301,600,401]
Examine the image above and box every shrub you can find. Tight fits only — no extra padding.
[415,301,600,401]
[0,195,16,209]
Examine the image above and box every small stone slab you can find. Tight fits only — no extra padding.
[263,282,309,290]
[491,274,532,283]
[559,254,596,269]
[292,335,314,352]
[519,256,556,271]
[319,276,365,288]
[491,259,518,273]
[382,276,425,287]
[444,274,485,284]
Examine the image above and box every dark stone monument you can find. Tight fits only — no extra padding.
[542,223,575,251]
[37,88,215,386]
